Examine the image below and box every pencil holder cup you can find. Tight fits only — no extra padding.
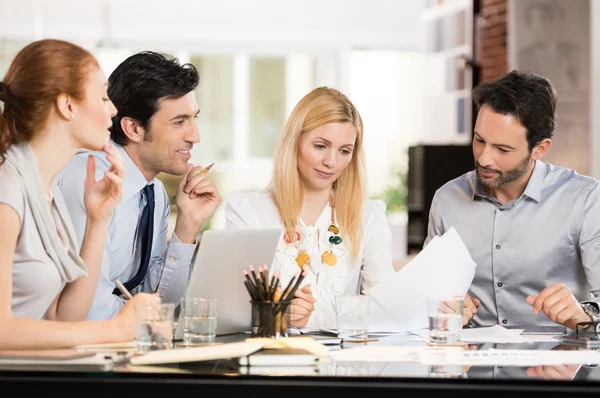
[251,300,292,338]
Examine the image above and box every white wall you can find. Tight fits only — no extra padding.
[0,0,426,53]
[0,0,425,260]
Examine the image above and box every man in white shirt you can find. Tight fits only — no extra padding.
[57,52,221,319]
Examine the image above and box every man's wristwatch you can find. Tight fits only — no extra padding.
[580,303,600,332]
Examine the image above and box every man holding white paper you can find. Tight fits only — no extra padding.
[425,70,600,331]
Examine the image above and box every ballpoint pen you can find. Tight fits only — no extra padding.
[115,280,133,300]
[171,162,215,201]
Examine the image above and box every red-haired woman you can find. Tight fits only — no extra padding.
[0,39,158,349]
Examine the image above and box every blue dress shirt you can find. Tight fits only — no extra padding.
[56,143,196,320]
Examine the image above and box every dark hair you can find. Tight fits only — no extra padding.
[0,39,98,154]
[472,70,557,151]
[107,51,199,146]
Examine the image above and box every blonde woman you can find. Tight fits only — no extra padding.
[0,39,158,349]
[225,87,394,328]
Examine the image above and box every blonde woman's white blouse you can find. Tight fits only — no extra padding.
[225,190,394,329]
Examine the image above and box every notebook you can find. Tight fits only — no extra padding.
[0,349,128,371]
[129,341,266,366]
[239,365,319,376]
[238,347,318,366]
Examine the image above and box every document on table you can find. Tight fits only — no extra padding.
[410,325,564,344]
[411,325,527,343]
[420,348,600,366]
[365,227,477,332]
[461,325,527,343]
[327,345,600,366]
[327,345,434,362]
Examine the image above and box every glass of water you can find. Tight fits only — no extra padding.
[335,295,369,340]
[427,296,464,344]
[135,303,175,354]
[181,297,218,345]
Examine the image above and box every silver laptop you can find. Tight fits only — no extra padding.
[174,228,281,340]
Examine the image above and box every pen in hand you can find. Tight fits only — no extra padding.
[115,280,133,300]
[171,162,215,201]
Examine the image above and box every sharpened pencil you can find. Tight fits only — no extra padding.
[115,280,133,300]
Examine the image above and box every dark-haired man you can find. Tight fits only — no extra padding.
[425,70,600,330]
[57,52,221,319]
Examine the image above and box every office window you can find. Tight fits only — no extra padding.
[249,57,286,158]
[191,56,235,162]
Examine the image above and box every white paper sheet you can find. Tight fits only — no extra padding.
[521,334,564,343]
[411,325,565,344]
[327,345,435,362]
[460,325,527,343]
[327,345,600,366]
[365,227,477,331]
[420,348,600,366]
[368,295,409,333]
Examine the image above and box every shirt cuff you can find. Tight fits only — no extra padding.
[166,233,197,269]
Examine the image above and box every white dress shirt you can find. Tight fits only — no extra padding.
[56,144,196,320]
[225,189,394,328]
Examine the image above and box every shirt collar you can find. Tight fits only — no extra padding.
[468,160,544,204]
[469,171,487,201]
[115,142,156,200]
[521,160,544,203]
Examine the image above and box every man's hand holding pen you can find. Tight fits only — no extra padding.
[286,283,316,328]
[174,162,221,244]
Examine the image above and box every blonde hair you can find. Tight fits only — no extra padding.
[271,87,365,259]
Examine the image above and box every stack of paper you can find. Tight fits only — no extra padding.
[366,227,477,332]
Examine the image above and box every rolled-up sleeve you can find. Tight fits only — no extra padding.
[424,191,445,248]
[578,185,600,305]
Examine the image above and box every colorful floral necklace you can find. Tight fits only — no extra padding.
[287,194,343,268]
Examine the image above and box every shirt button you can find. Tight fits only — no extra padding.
[495,244,501,249]
[502,319,507,324]
[169,257,175,262]
[497,282,503,287]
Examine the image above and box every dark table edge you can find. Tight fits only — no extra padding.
[2,369,600,397]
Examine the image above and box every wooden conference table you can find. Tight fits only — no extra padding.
[2,332,600,397]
